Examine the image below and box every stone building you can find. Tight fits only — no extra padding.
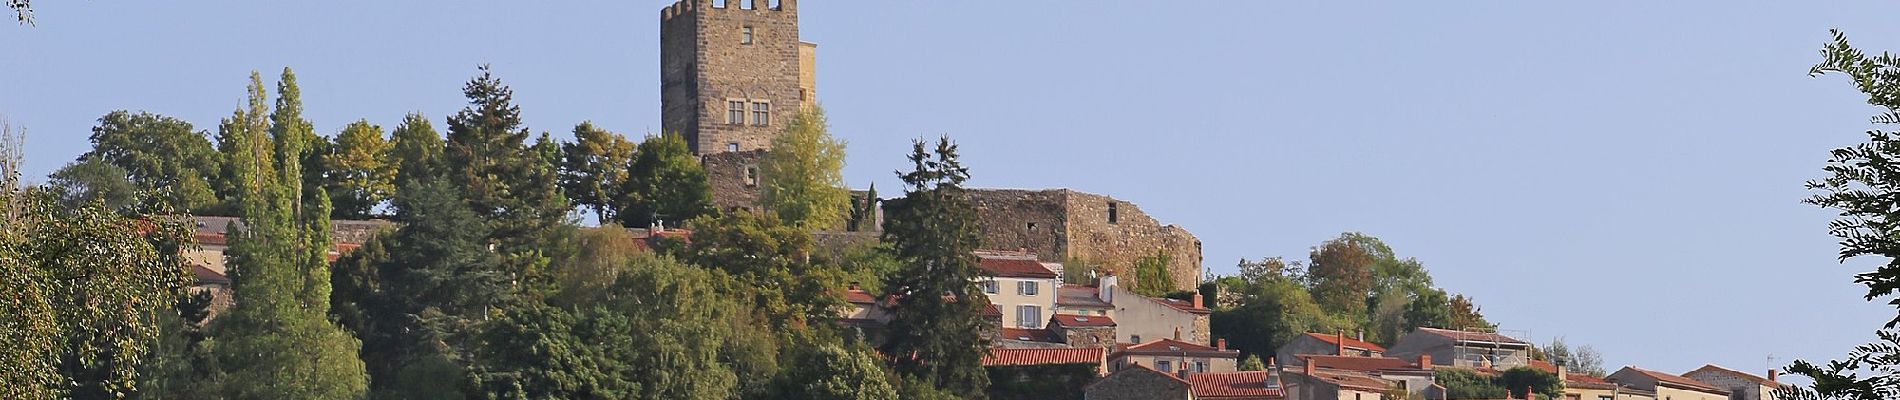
[701,149,766,211]
[661,0,814,155]
[1275,332,1387,367]
[1084,365,1193,400]
[1607,367,1731,400]
[1683,364,1786,400]
[1385,327,1534,370]
[966,188,1203,291]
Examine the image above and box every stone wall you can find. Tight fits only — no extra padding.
[1058,325,1117,349]
[661,0,805,155]
[964,189,1202,291]
[1083,367,1191,400]
[702,149,766,211]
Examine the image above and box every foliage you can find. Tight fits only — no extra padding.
[985,363,1095,400]
[620,131,712,228]
[667,210,848,331]
[9,0,27,25]
[833,240,904,293]
[1238,355,1266,371]
[778,344,901,400]
[47,158,137,211]
[0,188,194,400]
[207,69,368,399]
[880,136,991,398]
[760,106,850,229]
[1131,250,1176,297]
[1499,367,1563,399]
[848,182,879,232]
[134,292,219,399]
[1209,269,1349,359]
[444,65,571,298]
[1062,256,1097,286]
[388,112,443,193]
[559,122,636,224]
[1541,337,1606,377]
[1784,29,1900,400]
[83,110,222,212]
[1434,368,1507,399]
[322,119,395,218]
[1308,233,1377,318]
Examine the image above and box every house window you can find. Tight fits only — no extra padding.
[1015,305,1041,328]
[1156,360,1172,372]
[727,100,745,124]
[1131,335,1142,343]
[1018,281,1039,296]
[727,142,740,152]
[1194,362,1207,372]
[980,280,998,294]
[743,166,759,186]
[751,101,771,125]
[1107,202,1118,223]
[741,26,754,44]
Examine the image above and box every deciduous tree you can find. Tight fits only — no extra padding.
[620,132,711,229]
[46,158,136,210]
[559,122,635,224]
[82,110,221,212]
[322,119,394,218]
[760,106,849,229]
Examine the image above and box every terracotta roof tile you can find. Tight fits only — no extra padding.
[975,251,1059,279]
[1295,369,1393,392]
[1620,367,1730,395]
[1115,338,1238,359]
[1301,355,1419,372]
[1050,314,1116,327]
[983,347,1105,367]
[1187,371,1284,399]
[845,289,877,304]
[1151,296,1211,314]
[998,328,1063,343]
[1303,332,1388,353]
[1685,364,1786,389]
[191,264,230,286]
[1057,285,1113,308]
[1414,327,1530,346]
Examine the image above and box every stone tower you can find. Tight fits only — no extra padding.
[661,0,816,155]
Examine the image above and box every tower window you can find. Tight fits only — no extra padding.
[727,143,739,152]
[727,100,745,125]
[1107,202,1119,224]
[744,165,759,186]
[741,26,754,45]
[1026,222,1037,232]
[751,101,771,125]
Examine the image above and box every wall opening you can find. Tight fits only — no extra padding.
[727,142,739,152]
[1026,222,1037,232]
[712,0,726,8]
[1107,202,1118,224]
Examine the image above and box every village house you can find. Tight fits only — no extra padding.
[1108,338,1241,374]
[1607,367,1731,400]
[1084,364,1285,400]
[1280,360,1392,400]
[1297,355,1437,398]
[1683,364,1786,400]
[1385,327,1535,370]
[975,250,1064,329]
[1275,332,1388,367]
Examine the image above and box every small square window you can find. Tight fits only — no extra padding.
[728,143,740,152]
[980,280,998,295]
[741,26,754,45]
[1018,281,1039,296]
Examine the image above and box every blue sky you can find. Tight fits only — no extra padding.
[5,0,1898,377]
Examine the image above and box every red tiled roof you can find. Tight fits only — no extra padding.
[976,252,1059,279]
[1151,296,1211,314]
[1301,355,1419,372]
[1620,367,1729,395]
[983,347,1105,367]
[1057,284,1112,308]
[983,304,1002,316]
[1050,314,1115,327]
[1115,338,1238,359]
[998,328,1063,343]
[191,264,230,286]
[1413,327,1530,346]
[1295,369,1393,392]
[1303,332,1388,353]
[845,289,877,305]
[1188,371,1285,399]
[1685,364,1785,388]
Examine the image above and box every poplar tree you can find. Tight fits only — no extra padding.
[760,106,849,229]
[879,136,990,398]
[209,69,368,399]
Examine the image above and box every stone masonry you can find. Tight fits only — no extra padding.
[702,149,766,211]
[661,0,814,155]
[968,189,1203,291]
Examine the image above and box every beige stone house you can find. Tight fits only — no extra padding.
[1281,361,1392,400]
[1109,338,1241,374]
[1385,327,1535,370]
[1607,367,1731,400]
[1683,364,1786,400]
[1275,332,1388,367]
[974,250,1063,329]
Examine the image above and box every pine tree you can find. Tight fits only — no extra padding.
[879,136,990,398]
[443,65,570,296]
[389,112,442,194]
[760,106,849,229]
[209,69,368,399]
[619,132,711,228]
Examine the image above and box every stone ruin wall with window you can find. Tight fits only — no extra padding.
[968,189,1203,292]
[703,149,767,212]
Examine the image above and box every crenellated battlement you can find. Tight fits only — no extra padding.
[663,0,795,21]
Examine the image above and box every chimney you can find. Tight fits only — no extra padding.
[1217,338,1227,351]
[1177,368,1191,379]
[1337,330,1347,355]
[1097,273,1117,304]
[1769,369,1779,383]
[1557,365,1568,381]
[1418,354,1432,370]
[1192,293,1204,309]
[1174,327,1183,341]
[1304,360,1315,376]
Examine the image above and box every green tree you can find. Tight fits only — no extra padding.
[847,182,879,232]
[1131,250,1176,297]
[1434,368,1507,399]
[1308,233,1376,318]
[620,132,711,228]
[760,106,849,229]
[0,186,194,400]
[47,158,137,210]
[444,65,571,297]
[559,122,636,224]
[1499,367,1563,399]
[207,69,368,399]
[82,110,221,212]
[778,344,900,400]
[1541,337,1605,377]
[389,112,443,193]
[1238,355,1266,371]
[1210,270,1349,360]
[879,136,991,398]
[1782,30,1900,400]
[322,119,394,219]
[667,210,847,331]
